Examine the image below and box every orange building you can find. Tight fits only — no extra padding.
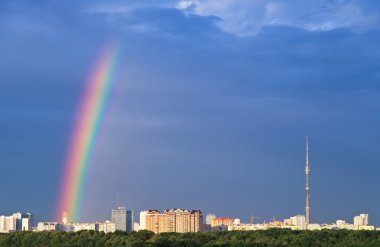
[210,217,234,227]
[145,208,203,234]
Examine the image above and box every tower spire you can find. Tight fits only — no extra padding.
[305,136,310,227]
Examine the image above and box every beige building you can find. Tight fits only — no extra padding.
[36,222,65,232]
[210,217,234,228]
[354,214,369,227]
[283,215,306,230]
[97,221,116,233]
[144,208,203,234]
[0,213,33,233]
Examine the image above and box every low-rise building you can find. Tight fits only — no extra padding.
[283,215,306,230]
[36,222,65,232]
[97,221,116,233]
[211,217,234,228]
[228,224,265,231]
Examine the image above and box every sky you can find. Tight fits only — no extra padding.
[1,0,380,225]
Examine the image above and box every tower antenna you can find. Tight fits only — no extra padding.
[305,136,310,227]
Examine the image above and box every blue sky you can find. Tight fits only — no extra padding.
[1,0,380,225]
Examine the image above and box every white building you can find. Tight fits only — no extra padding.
[36,222,64,232]
[65,221,116,233]
[336,220,346,228]
[0,216,4,231]
[4,216,16,232]
[334,220,356,230]
[283,215,306,230]
[354,214,369,227]
[228,224,266,231]
[22,218,31,231]
[70,222,97,231]
[134,222,140,232]
[0,212,33,233]
[233,218,241,225]
[205,214,216,225]
[306,224,322,230]
[139,211,147,230]
[37,221,116,233]
[358,225,375,230]
[98,221,116,233]
[21,213,32,231]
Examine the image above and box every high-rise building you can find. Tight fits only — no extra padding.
[140,211,147,230]
[354,214,369,226]
[0,215,16,232]
[145,210,161,233]
[0,212,33,233]
[144,209,203,234]
[127,210,134,232]
[111,207,134,232]
[112,207,126,231]
[21,213,32,231]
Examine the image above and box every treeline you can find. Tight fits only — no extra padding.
[1,229,380,247]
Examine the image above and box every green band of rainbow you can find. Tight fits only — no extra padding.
[57,41,121,222]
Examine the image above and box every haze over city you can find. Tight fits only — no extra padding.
[1,0,380,227]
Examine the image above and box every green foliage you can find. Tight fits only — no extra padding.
[1,229,380,247]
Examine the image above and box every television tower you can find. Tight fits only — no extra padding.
[305,137,310,227]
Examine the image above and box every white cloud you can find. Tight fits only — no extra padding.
[84,0,378,36]
[299,3,376,31]
[175,0,378,35]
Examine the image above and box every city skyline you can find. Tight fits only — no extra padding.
[1,138,375,228]
[1,0,380,225]
[1,208,376,233]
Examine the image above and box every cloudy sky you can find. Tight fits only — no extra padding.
[1,0,380,225]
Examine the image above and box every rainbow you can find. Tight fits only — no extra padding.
[57,41,121,222]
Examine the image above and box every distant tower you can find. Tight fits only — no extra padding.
[305,137,310,227]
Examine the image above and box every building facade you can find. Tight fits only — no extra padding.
[0,213,33,233]
[144,209,203,234]
[205,214,216,225]
[97,221,116,233]
[112,207,134,232]
[283,215,306,230]
[36,222,65,232]
[210,217,234,228]
[112,207,126,231]
[139,211,147,230]
[354,214,369,227]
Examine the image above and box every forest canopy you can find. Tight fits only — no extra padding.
[1,229,380,247]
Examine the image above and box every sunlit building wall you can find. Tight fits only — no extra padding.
[144,209,203,234]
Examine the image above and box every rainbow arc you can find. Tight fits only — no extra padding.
[57,41,120,222]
